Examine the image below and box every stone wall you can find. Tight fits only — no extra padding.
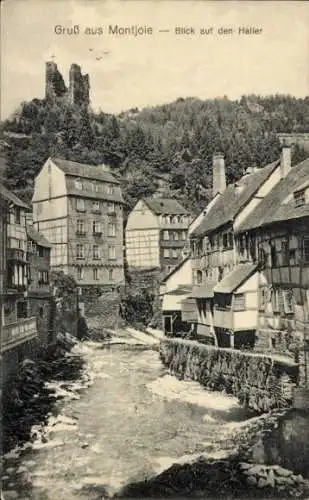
[28,295,55,345]
[255,328,307,387]
[160,338,299,412]
[127,267,163,326]
[81,289,124,330]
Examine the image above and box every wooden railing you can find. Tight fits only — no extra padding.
[1,317,37,352]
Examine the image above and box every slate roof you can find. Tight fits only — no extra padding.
[192,160,279,236]
[143,197,189,215]
[191,284,215,299]
[214,263,258,294]
[51,157,120,184]
[0,182,29,209]
[26,225,52,248]
[238,157,309,232]
[166,285,193,295]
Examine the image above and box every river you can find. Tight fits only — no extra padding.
[3,337,252,500]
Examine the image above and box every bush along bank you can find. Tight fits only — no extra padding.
[3,332,85,453]
[160,338,299,412]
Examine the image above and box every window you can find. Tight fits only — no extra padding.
[38,271,49,285]
[39,306,44,318]
[77,266,84,280]
[108,202,115,214]
[174,232,179,241]
[172,249,178,258]
[283,289,294,314]
[15,208,21,224]
[234,293,245,311]
[294,189,306,207]
[182,231,187,240]
[77,220,85,235]
[17,301,28,319]
[196,270,203,284]
[281,239,289,266]
[108,223,116,237]
[303,238,309,264]
[163,249,170,258]
[259,287,267,311]
[75,179,83,189]
[107,184,114,194]
[76,244,84,259]
[272,289,280,313]
[109,269,114,281]
[108,246,116,260]
[92,201,101,212]
[223,232,233,249]
[215,293,231,310]
[92,221,101,235]
[38,246,45,257]
[163,230,169,240]
[76,199,85,212]
[93,268,99,280]
[270,243,277,267]
[93,245,100,259]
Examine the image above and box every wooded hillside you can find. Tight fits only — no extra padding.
[1,94,309,216]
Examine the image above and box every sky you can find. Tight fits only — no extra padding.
[1,0,309,119]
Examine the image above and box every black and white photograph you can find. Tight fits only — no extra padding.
[1,0,309,498]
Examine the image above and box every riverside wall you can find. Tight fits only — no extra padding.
[160,338,299,413]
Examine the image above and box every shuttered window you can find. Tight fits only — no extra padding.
[283,289,294,314]
[303,238,309,264]
[234,293,245,311]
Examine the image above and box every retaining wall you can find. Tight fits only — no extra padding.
[160,338,299,412]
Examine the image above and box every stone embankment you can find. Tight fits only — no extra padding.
[160,338,298,412]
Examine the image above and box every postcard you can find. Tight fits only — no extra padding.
[1,1,309,499]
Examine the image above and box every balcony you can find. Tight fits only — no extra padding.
[1,317,38,353]
[76,231,87,237]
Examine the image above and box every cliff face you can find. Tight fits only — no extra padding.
[45,62,89,107]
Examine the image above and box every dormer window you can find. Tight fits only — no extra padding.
[75,178,83,190]
[294,189,306,207]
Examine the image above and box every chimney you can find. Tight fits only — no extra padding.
[212,153,226,198]
[280,145,291,178]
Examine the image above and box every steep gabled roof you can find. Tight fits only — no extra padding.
[0,182,29,209]
[238,157,309,232]
[191,160,279,237]
[142,197,189,215]
[27,225,52,248]
[50,157,120,184]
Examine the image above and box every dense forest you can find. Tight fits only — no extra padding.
[1,94,309,216]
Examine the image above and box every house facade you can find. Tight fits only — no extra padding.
[125,198,190,273]
[0,184,38,381]
[26,225,54,345]
[159,257,192,336]
[32,157,125,292]
[237,155,309,385]
[187,150,289,348]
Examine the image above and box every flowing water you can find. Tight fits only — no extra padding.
[3,338,252,499]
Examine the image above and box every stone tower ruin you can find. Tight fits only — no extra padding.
[45,62,90,107]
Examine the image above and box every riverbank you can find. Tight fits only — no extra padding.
[3,328,309,500]
[118,408,309,498]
